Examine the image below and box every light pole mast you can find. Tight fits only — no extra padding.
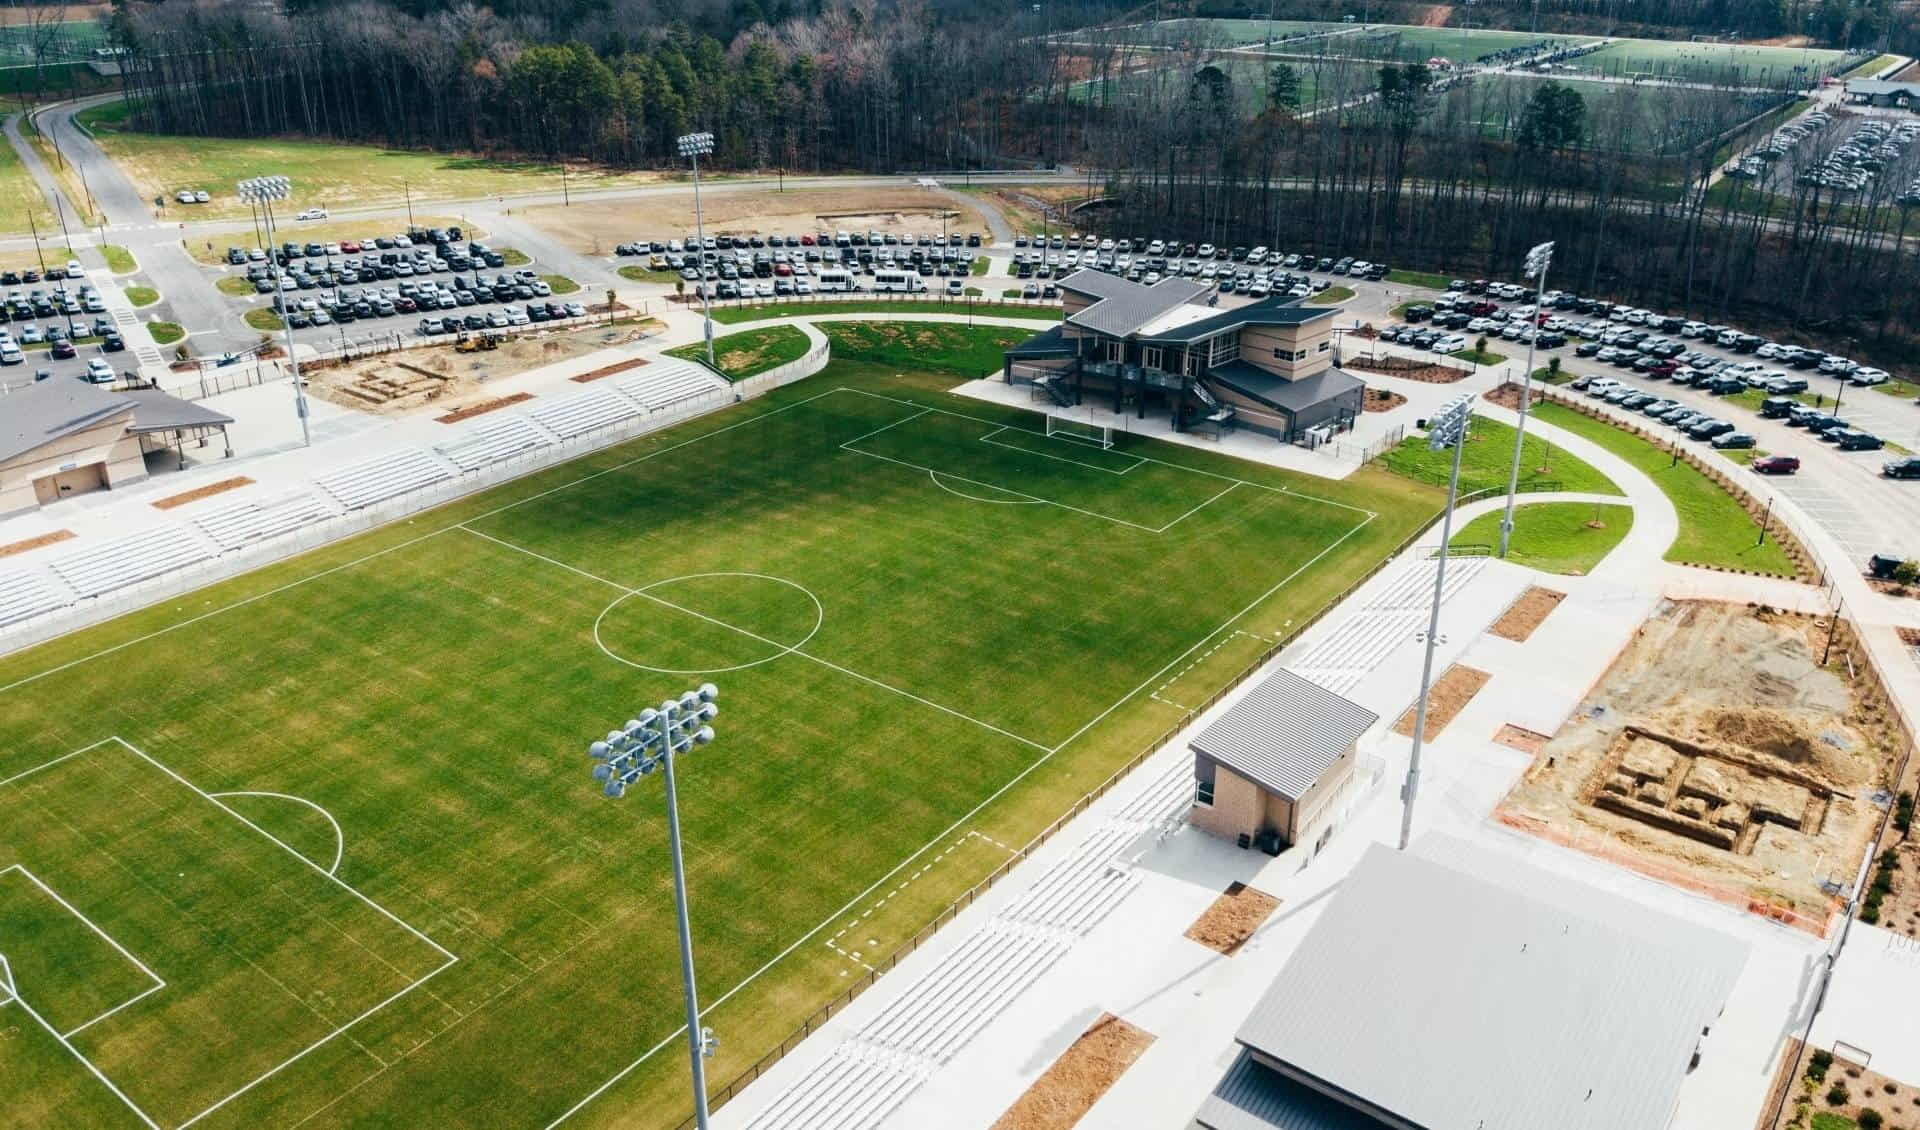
[588,683,722,1129]
[237,175,310,447]
[1499,240,1554,559]
[1400,395,1473,852]
[678,132,718,370]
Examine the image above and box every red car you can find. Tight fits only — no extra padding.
[1752,455,1800,475]
[341,240,362,253]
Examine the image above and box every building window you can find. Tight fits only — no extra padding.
[1196,777,1215,806]
[1107,339,1123,363]
[1318,341,1330,353]
[1208,332,1239,366]
[1143,346,1163,371]
[1293,349,1308,361]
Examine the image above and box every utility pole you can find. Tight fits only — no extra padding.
[1499,241,1553,559]
[1401,395,1474,852]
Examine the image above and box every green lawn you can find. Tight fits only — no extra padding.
[125,286,160,308]
[1531,402,1797,576]
[1386,269,1451,291]
[821,322,1035,377]
[711,299,1061,324]
[618,264,681,286]
[971,256,990,276]
[665,324,811,380]
[1380,414,1621,498]
[1457,348,1509,367]
[498,248,531,267]
[0,124,55,237]
[1811,1113,1857,1130]
[1873,379,1919,400]
[1308,286,1354,305]
[100,245,136,274]
[145,320,183,345]
[1530,365,1575,386]
[541,274,580,295]
[1452,502,1634,574]
[78,101,675,221]
[215,276,253,297]
[0,356,1436,1129]
[244,307,284,331]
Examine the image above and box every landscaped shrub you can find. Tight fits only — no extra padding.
[1811,1049,1835,1083]
[1898,792,1914,834]
[1830,1080,1851,1106]
[1859,1107,1884,1130]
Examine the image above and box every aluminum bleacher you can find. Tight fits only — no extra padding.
[190,492,336,552]
[744,1043,919,1130]
[0,568,66,627]
[437,416,552,473]
[615,360,725,410]
[47,526,215,599]
[526,388,642,439]
[1287,557,1487,695]
[315,449,453,511]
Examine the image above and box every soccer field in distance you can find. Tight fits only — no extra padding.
[0,357,1434,1128]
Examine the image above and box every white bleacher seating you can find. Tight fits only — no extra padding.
[315,449,452,511]
[615,361,725,411]
[0,568,65,626]
[47,526,214,598]
[527,388,641,439]
[437,416,551,472]
[190,491,334,552]
[1287,558,1486,694]
[745,1045,917,1130]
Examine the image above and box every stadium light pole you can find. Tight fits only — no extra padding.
[1498,240,1553,559]
[588,683,721,1130]
[678,131,718,370]
[237,175,310,447]
[1400,394,1473,852]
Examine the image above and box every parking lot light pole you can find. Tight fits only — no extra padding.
[237,175,310,447]
[1401,394,1473,852]
[1499,240,1554,559]
[678,132,718,369]
[588,683,721,1130]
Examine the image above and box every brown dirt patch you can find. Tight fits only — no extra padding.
[1347,354,1470,384]
[1870,578,1920,600]
[435,392,533,424]
[0,528,74,558]
[1490,585,1566,642]
[1494,724,1552,756]
[1418,4,1455,25]
[524,187,990,255]
[1183,882,1282,955]
[987,1013,1154,1130]
[1392,664,1492,737]
[0,3,111,26]
[1362,389,1407,413]
[151,476,254,510]
[1761,1037,1920,1129]
[1498,599,1903,926]
[572,357,648,383]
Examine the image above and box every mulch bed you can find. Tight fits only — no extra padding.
[987,1013,1154,1130]
[1391,664,1492,738]
[1489,585,1566,642]
[435,392,533,424]
[1362,389,1407,413]
[152,476,254,510]
[1183,882,1282,955]
[1872,579,1920,602]
[0,529,75,558]
[571,357,649,384]
[1347,354,1470,384]
[1493,724,1552,756]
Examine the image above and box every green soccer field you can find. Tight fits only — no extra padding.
[0,354,1435,1128]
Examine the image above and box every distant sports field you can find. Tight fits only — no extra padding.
[0,350,1431,1127]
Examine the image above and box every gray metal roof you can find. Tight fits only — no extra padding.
[0,380,136,465]
[121,388,235,434]
[1001,324,1079,361]
[1208,363,1365,416]
[1234,838,1748,1130]
[1189,668,1378,801]
[1136,295,1336,345]
[1058,269,1210,337]
[1196,1050,1383,1130]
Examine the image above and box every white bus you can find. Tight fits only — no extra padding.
[816,268,859,293]
[873,269,926,293]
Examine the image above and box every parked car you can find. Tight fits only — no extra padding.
[296,207,329,221]
[1752,454,1801,474]
[1883,457,1920,479]
[1710,431,1756,449]
[1834,430,1885,451]
[84,358,113,383]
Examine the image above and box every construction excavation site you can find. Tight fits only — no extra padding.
[1498,599,1903,929]
[306,320,660,415]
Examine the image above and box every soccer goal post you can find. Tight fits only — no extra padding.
[1045,413,1115,450]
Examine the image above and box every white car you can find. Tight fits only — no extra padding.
[175,190,196,204]
[1848,367,1890,387]
[1431,335,1468,354]
[65,259,83,277]
[296,208,328,221]
[193,190,210,204]
[85,358,113,382]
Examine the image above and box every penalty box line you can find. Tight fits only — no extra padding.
[0,735,459,1130]
[0,863,167,1040]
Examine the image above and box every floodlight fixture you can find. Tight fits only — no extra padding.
[1501,242,1557,558]
[1401,393,1475,852]
[676,131,715,158]
[583,681,720,1128]
[235,173,310,447]
[676,134,720,368]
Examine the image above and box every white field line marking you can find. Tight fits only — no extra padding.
[0,737,116,789]
[838,386,1376,516]
[977,429,1146,474]
[9,737,459,1130]
[208,791,347,876]
[927,470,1043,505]
[546,512,1374,1128]
[458,526,1053,755]
[0,864,168,1039]
[0,388,849,700]
[6,983,163,1129]
[843,445,1171,533]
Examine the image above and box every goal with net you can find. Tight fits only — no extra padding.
[1045,413,1115,450]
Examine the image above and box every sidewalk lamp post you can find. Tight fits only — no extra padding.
[587,683,721,1130]
[678,131,718,370]
[1498,239,1554,559]
[236,175,311,447]
[1399,393,1473,852]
